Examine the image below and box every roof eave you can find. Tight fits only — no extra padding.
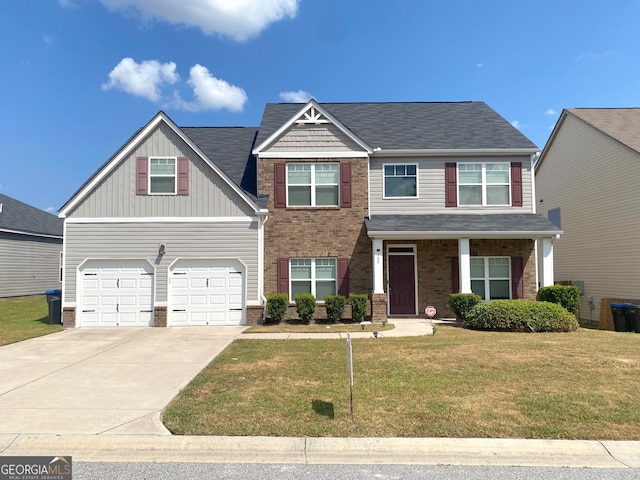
[0,228,63,239]
[366,230,562,240]
[373,148,540,158]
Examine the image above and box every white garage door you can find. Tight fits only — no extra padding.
[170,259,244,326]
[80,260,154,327]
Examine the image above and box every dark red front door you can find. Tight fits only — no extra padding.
[388,254,416,315]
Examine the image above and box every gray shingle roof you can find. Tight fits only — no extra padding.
[256,102,538,151]
[181,127,263,204]
[365,214,561,236]
[0,194,63,237]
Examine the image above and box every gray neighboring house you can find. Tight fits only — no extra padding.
[535,108,640,328]
[0,194,63,298]
[59,112,267,328]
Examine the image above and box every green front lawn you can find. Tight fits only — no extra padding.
[163,326,640,439]
[0,296,64,346]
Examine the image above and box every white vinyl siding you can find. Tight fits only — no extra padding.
[63,220,260,304]
[66,123,255,218]
[369,156,534,214]
[536,113,640,322]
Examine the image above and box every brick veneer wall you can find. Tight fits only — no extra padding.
[153,306,167,327]
[259,157,371,300]
[382,238,536,318]
[62,307,76,328]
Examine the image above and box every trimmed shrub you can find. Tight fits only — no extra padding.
[294,293,317,323]
[349,293,368,322]
[537,285,580,315]
[448,293,482,320]
[324,295,346,322]
[465,299,579,332]
[266,293,288,323]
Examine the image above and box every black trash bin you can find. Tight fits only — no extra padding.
[45,289,62,325]
[626,304,640,333]
[610,303,629,332]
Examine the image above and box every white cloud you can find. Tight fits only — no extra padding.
[575,51,614,62]
[100,0,300,41]
[545,109,556,115]
[102,58,179,102]
[476,63,484,68]
[510,120,521,130]
[58,0,77,7]
[181,64,248,112]
[46,206,56,213]
[279,90,312,103]
[43,34,53,44]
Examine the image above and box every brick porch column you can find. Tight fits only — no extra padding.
[370,293,387,322]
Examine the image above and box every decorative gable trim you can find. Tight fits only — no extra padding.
[252,99,372,155]
[59,111,262,218]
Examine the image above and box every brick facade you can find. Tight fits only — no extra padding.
[62,306,76,328]
[259,157,372,300]
[153,306,167,327]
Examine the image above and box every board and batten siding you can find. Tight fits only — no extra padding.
[64,221,260,304]
[67,122,255,218]
[0,233,62,297]
[369,156,534,215]
[264,124,365,153]
[536,114,640,322]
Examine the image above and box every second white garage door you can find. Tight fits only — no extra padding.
[169,259,244,326]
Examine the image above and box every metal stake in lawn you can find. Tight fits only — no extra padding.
[346,332,354,420]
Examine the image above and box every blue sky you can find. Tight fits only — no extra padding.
[2,0,639,213]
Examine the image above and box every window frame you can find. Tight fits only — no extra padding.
[286,163,340,207]
[470,256,511,300]
[148,157,177,195]
[289,257,337,301]
[383,163,419,199]
[457,162,511,206]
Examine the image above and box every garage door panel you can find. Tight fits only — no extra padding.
[79,260,154,327]
[169,260,245,326]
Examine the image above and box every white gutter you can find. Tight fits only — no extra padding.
[366,230,563,240]
[370,148,540,157]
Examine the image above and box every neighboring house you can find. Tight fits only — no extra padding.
[0,193,63,298]
[535,108,640,327]
[60,100,560,328]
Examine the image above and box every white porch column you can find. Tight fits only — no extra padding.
[372,238,385,294]
[541,237,555,287]
[458,238,472,294]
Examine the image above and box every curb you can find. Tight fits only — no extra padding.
[1,434,638,467]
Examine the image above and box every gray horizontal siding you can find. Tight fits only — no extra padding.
[369,156,534,214]
[265,124,364,152]
[0,233,62,297]
[64,221,260,304]
[68,123,255,218]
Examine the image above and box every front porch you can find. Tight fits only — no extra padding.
[365,214,562,321]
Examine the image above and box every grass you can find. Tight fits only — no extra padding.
[163,326,640,439]
[244,322,395,334]
[0,296,64,346]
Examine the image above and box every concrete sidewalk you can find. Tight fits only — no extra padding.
[1,434,639,468]
[239,318,436,339]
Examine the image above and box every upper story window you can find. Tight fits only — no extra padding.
[290,258,337,300]
[458,163,510,206]
[149,157,176,194]
[287,163,339,206]
[470,257,511,300]
[384,164,417,198]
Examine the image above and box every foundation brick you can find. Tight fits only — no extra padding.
[62,307,76,328]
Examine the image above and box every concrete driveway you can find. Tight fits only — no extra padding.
[0,326,244,435]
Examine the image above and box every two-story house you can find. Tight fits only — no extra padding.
[59,100,560,328]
